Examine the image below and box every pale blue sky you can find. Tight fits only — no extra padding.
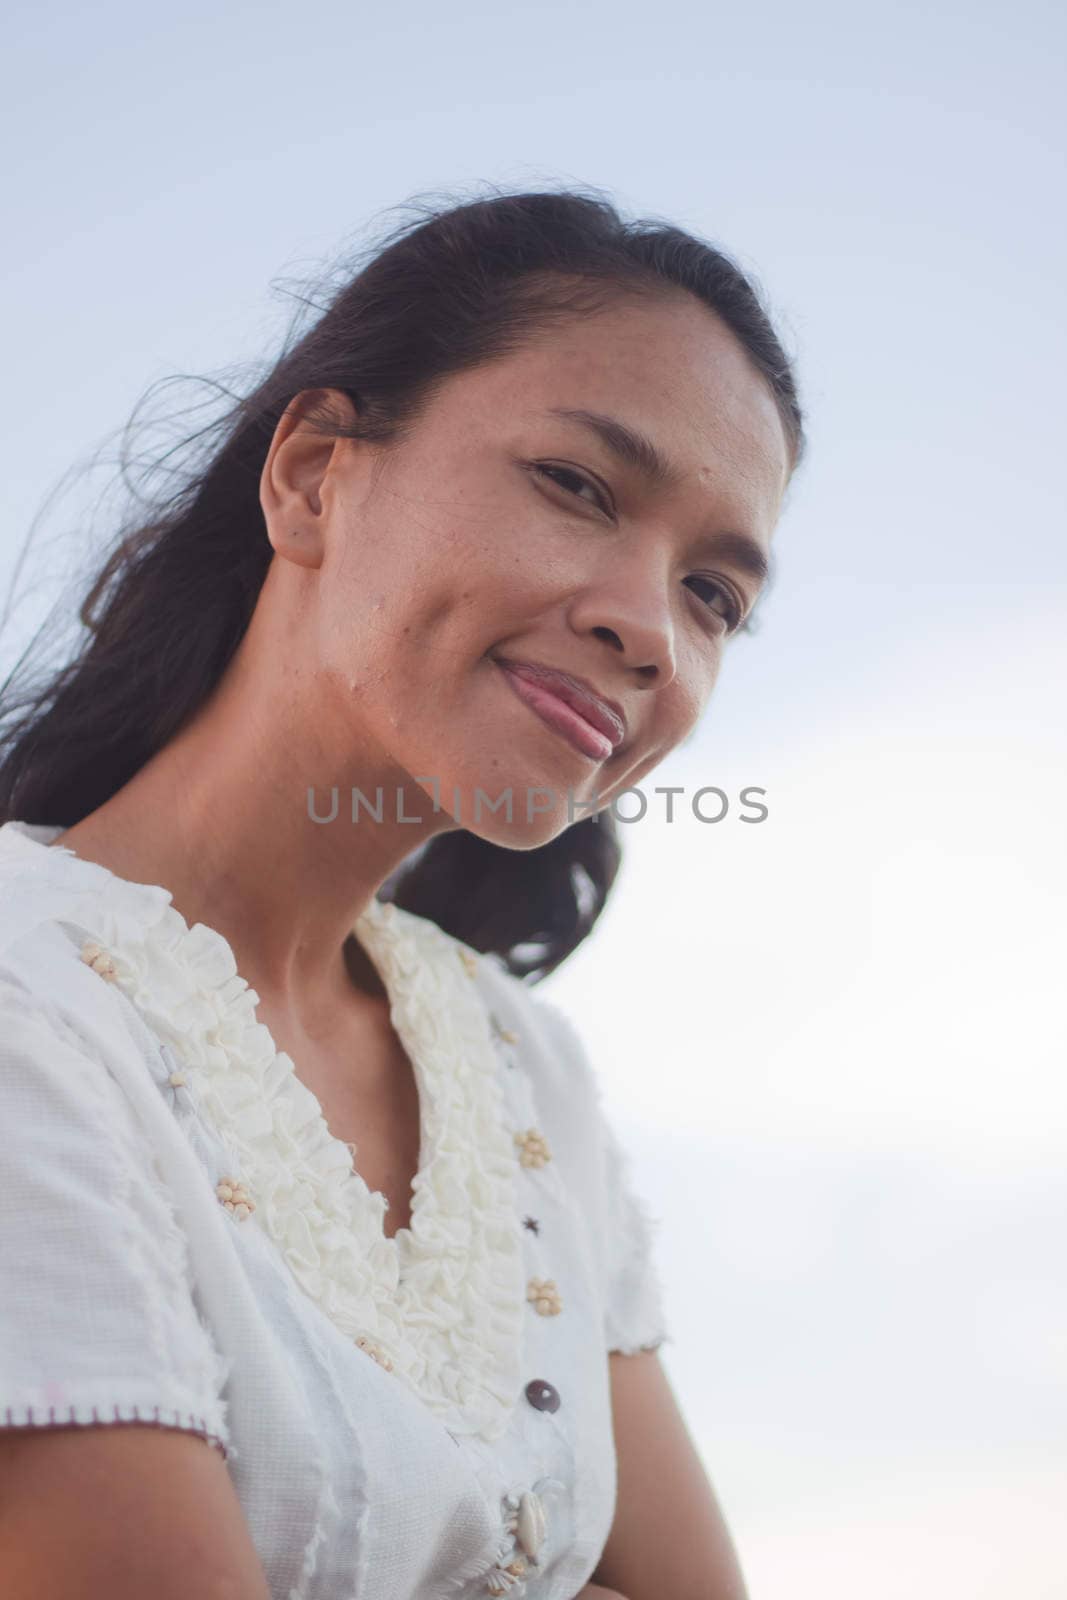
[2,2,1064,1594]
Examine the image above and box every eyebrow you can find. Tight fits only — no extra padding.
[544,406,772,589]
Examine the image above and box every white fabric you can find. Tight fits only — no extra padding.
[0,820,670,1600]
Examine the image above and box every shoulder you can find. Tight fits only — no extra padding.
[0,824,151,1068]
[460,936,593,1060]
[456,937,609,1135]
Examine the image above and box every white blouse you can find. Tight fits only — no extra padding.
[0,819,670,1600]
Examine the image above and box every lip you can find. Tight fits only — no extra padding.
[492,657,627,752]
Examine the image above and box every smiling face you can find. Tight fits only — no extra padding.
[263,288,792,848]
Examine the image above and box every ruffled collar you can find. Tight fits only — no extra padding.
[0,821,526,1443]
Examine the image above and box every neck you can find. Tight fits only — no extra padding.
[48,645,458,1019]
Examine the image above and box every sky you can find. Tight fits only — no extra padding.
[2,2,1064,1595]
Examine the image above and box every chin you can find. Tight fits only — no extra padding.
[416,735,606,845]
[458,796,577,851]
[431,773,579,849]
[476,813,574,852]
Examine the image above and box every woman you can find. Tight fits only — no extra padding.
[0,188,803,1599]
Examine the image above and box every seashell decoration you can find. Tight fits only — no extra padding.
[488,1476,565,1593]
[516,1490,546,1562]
[355,1334,395,1373]
[485,1553,527,1596]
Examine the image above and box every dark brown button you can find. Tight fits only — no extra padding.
[525,1379,561,1414]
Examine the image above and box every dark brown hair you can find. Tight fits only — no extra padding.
[0,185,804,982]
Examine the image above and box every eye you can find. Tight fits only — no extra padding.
[685,576,745,632]
[530,462,747,634]
[529,462,613,514]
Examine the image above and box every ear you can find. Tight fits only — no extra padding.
[259,388,359,571]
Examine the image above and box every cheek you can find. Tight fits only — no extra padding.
[658,659,714,744]
[654,663,714,748]
[594,688,703,801]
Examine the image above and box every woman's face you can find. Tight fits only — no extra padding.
[265,290,792,848]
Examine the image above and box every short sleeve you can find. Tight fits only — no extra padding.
[597,1099,672,1356]
[0,979,231,1454]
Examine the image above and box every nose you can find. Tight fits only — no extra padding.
[567,561,679,687]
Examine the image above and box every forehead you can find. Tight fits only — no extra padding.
[439,291,792,516]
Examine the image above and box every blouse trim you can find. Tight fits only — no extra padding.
[0,822,527,1443]
[2,1399,229,1459]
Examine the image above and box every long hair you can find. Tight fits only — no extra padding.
[0,185,804,983]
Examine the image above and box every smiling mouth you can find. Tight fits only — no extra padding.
[493,660,617,762]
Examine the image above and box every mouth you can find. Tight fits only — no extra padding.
[492,657,626,763]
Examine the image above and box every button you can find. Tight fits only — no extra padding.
[525,1379,560,1413]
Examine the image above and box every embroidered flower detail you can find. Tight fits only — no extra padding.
[526,1277,562,1317]
[521,1215,540,1235]
[80,940,117,981]
[513,1128,551,1169]
[215,1177,255,1221]
[355,1334,395,1373]
[457,947,479,978]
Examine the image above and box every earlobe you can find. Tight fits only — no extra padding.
[272,525,325,572]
